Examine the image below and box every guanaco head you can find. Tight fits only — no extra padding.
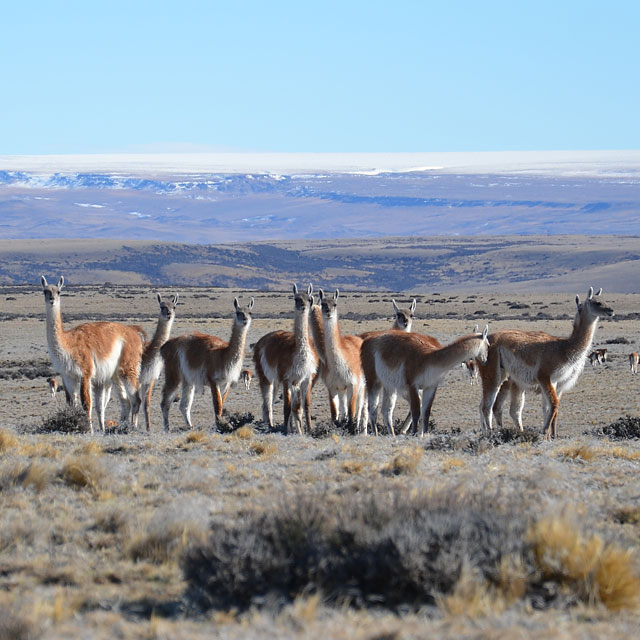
[292,283,314,315]
[233,297,254,327]
[41,275,64,308]
[241,369,252,390]
[474,325,490,364]
[462,359,479,383]
[157,293,179,321]
[576,287,614,321]
[392,298,416,332]
[319,288,339,321]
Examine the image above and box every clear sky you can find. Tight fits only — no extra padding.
[2,1,638,155]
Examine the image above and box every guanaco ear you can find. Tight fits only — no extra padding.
[473,324,479,333]
[392,299,399,313]
[233,297,239,310]
[575,295,580,308]
[306,284,312,296]
[292,283,298,295]
[334,289,339,302]
[595,287,602,296]
[310,294,315,306]
[318,288,325,301]
[248,297,254,310]
[41,275,48,289]
[482,325,489,338]
[410,298,417,314]
[587,286,594,300]
[57,276,64,290]
[157,293,163,305]
[172,293,179,305]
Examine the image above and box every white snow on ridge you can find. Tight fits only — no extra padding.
[74,203,105,208]
[1,151,640,178]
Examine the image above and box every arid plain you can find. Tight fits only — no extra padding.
[1,283,640,639]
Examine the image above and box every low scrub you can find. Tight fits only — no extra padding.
[183,490,531,613]
[594,415,640,440]
[38,405,89,434]
[183,491,640,616]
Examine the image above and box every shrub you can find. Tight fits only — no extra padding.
[183,490,531,613]
[595,415,640,440]
[38,405,89,434]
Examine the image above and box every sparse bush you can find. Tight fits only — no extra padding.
[605,337,630,344]
[38,405,89,434]
[595,415,640,440]
[218,412,255,434]
[183,490,531,613]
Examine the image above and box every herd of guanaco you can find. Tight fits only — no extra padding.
[41,276,616,439]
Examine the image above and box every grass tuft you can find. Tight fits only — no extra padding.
[233,425,254,440]
[185,431,208,444]
[382,446,423,475]
[249,440,277,457]
[529,514,640,611]
[0,429,19,452]
[60,455,107,496]
[559,444,597,461]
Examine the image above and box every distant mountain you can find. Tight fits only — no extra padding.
[1,164,639,242]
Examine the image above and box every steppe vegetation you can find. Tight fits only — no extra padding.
[1,284,640,638]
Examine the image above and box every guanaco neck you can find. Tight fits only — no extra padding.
[565,307,599,360]
[323,313,344,363]
[225,318,249,367]
[145,315,174,355]
[45,302,69,355]
[310,305,326,363]
[294,309,312,355]
[421,335,483,372]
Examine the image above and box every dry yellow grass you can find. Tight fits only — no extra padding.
[341,459,364,474]
[249,440,277,457]
[382,446,423,475]
[558,444,598,461]
[0,428,19,452]
[234,425,255,440]
[439,565,504,618]
[442,457,466,473]
[185,431,208,444]
[61,455,107,497]
[529,515,640,610]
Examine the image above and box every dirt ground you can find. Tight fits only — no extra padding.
[1,284,640,638]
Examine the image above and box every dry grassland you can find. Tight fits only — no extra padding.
[1,284,640,639]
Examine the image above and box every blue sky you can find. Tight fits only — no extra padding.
[2,1,638,154]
